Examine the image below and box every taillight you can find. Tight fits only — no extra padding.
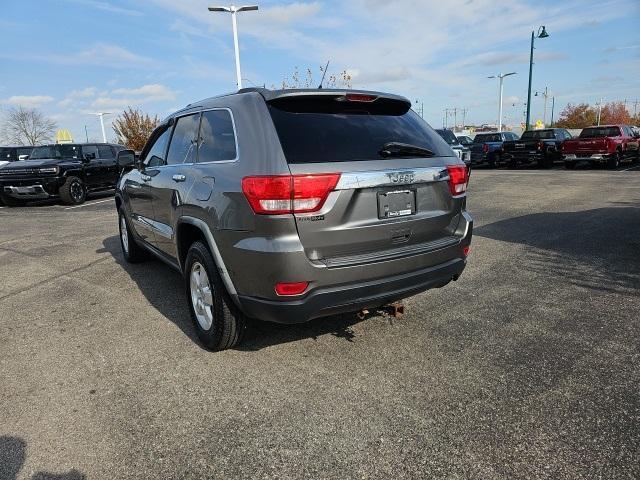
[275,281,309,296]
[242,173,341,214]
[537,141,544,151]
[446,165,468,196]
[482,143,489,153]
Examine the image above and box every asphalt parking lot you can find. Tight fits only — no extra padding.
[1,167,639,479]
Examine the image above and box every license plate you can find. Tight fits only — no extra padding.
[378,190,416,219]
[515,143,525,149]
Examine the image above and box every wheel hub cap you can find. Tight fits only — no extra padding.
[120,215,129,254]
[190,262,214,330]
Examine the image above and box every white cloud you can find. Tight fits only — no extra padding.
[63,0,143,16]
[2,95,54,107]
[111,84,176,101]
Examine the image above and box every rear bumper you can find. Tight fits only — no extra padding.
[563,153,610,161]
[505,151,542,162]
[234,211,473,324]
[238,256,466,324]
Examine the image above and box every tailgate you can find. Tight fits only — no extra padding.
[266,91,462,263]
[288,160,458,261]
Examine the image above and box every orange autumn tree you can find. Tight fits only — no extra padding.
[113,107,159,151]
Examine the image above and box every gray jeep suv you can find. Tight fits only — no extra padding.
[115,88,473,350]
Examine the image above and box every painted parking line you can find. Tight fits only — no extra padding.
[64,198,113,210]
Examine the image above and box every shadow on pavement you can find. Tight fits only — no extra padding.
[0,436,85,480]
[100,235,369,351]
[475,205,640,294]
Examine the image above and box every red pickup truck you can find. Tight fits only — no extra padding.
[562,125,639,169]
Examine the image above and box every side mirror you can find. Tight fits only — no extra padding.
[117,149,137,171]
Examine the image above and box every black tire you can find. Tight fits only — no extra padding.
[508,156,517,168]
[487,155,496,169]
[59,176,86,205]
[185,241,245,351]
[607,151,620,170]
[632,150,639,164]
[544,153,555,169]
[564,161,576,170]
[118,209,147,263]
[0,193,26,207]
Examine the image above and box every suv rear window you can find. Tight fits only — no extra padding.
[267,95,453,163]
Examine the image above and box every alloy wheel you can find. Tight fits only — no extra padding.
[190,262,214,331]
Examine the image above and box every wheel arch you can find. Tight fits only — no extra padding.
[176,216,240,305]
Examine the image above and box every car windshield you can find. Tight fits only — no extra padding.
[268,95,453,163]
[520,130,554,140]
[435,129,460,146]
[29,145,81,160]
[579,127,621,138]
[474,134,501,143]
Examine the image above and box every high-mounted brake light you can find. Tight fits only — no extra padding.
[242,173,341,215]
[345,93,378,102]
[275,281,309,296]
[446,165,469,196]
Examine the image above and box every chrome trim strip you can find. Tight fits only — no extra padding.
[131,214,173,239]
[334,167,448,190]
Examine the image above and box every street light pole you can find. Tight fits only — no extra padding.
[209,5,259,90]
[525,26,549,131]
[550,96,555,127]
[488,72,516,132]
[90,112,111,143]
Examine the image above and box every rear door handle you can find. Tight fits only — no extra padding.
[172,174,186,182]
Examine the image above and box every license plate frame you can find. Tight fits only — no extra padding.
[377,189,416,219]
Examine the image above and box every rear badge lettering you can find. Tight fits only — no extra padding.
[297,215,325,222]
[387,172,415,184]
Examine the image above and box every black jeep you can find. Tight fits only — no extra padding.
[0,143,125,206]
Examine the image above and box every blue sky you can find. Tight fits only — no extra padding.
[1,0,639,141]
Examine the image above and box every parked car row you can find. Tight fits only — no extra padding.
[0,143,125,206]
[436,124,639,170]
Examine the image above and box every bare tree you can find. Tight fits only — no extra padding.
[276,65,353,89]
[1,106,57,145]
[112,107,159,151]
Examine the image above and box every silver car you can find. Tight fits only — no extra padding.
[115,88,473,350]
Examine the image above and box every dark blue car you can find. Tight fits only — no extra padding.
[469,131,519,168]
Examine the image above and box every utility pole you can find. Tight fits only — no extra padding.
[535,87,549,126]
[550,97,555,127]
[452,108,458,130]
[461,108,468,130]
[209,5,259,90]
[84,125,89,143]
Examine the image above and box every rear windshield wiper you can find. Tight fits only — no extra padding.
[379,142,435,158]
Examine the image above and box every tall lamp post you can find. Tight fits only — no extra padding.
[488,72,516,132]
[525,25,549,131]
[90,112,111,143]
[209,5,259,90]
[534,86,550,126]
